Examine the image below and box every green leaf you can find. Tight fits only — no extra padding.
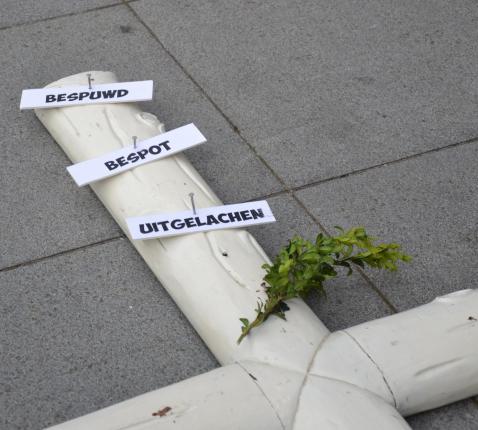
[239,318,249,327]
[237,226,411,343]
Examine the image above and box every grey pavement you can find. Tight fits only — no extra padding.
[0,4,280,270]
[0,1,120,29]
[296,143,478,311]
[132,0,478,187]
[1,1,477,429]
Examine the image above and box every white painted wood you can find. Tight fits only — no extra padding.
[238,361,306,430]
[309,331,396,406]
[35,71,478,430]
[35,71,329,374]
[309,289,478,417]
[292,376,412,430]
[45,364,283,430]
[343,289,478,416]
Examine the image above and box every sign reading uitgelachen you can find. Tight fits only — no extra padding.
[126,201,276,239]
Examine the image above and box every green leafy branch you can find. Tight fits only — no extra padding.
[237,226,411,344]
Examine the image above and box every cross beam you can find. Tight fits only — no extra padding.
[36,72,478,430]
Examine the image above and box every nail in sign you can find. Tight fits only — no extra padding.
[127,201,276,240]
[67,124,206,186]
[20,80,153,110]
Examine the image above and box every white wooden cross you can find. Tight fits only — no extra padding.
[36,72,478,430]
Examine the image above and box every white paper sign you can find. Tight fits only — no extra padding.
[66,123,206,186]
[20,80,153,110]
[127,201,276,240]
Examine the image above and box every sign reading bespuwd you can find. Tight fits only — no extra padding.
[127,201,276,240]
[20,80,153,110]
[66,123,206,186]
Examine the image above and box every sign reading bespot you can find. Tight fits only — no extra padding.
[67,123,206,186]
[20,80,153,109]
[126,201,276,240]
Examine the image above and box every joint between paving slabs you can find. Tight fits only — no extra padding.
[290,136,478,195]
[0,235,125,274]
[122,0,478,203]
[246,134,478,313]
[0,2,143,32]
[120,0,292,194]
[120,5,327,232]
[121,0,400,314]
[253,136,478,203]
[291,194,399,314]
[123,1,478,318]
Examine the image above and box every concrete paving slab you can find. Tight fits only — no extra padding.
[249,194,393,331]
[1,127,121,269]
[407,399,478,430]
[0,0,119,28]
[296,142,478,311]
[132,0,478,187]
[0,238,217,430]
[0,5,281,269]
